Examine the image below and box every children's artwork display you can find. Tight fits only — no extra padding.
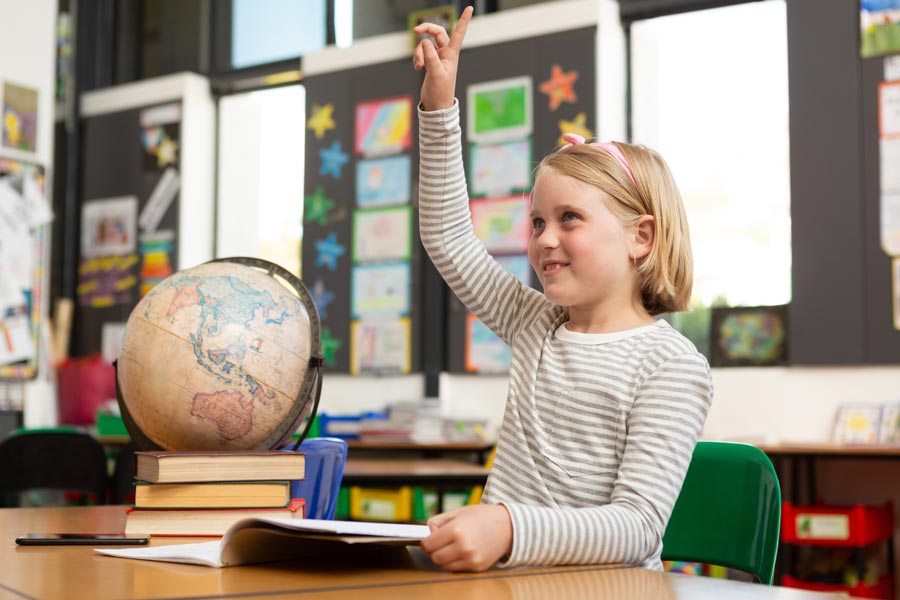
[469,139,531,197]
[710,305,788,367]
[1,82,38,152]
[467,77,532,143]
[355,96,413,157]
[301,24,598,374]
[832,404,882,444]
[0,160,48,379]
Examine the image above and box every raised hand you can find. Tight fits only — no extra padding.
[420,503,513,572]
[412,6,473,112]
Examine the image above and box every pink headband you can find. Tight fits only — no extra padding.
[561,133,637,186]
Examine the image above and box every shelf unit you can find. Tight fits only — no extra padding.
[780,502,895,599]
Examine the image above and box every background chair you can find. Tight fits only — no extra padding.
[281,437,347,519]
[661,441,782,584]
[0,429,110,506]
[111,440,138,504]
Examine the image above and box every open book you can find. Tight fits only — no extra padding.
[94,518,430,568]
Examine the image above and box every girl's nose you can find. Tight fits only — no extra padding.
[539,226,560,249]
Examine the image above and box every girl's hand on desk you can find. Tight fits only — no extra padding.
[420,503,512,572]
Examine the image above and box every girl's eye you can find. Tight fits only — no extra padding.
[531,217,545,229]
[562,212,578,222]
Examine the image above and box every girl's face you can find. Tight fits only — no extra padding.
[528,168,636,325]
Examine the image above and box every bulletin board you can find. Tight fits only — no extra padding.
[0,158,46,380]
[302,59,424,375]
[301,26,596,375]
[73,102,183,356]
[445,27,596,373]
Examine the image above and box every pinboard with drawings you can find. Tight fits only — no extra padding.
[301,26,596,376]
[0,158,47,381]
[73,102,183,357]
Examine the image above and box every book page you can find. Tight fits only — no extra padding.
[94,541,224,567]
[95,519,430,568]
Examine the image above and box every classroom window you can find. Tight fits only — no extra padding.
[630,0,791,356]
[216,85,306,276]
[231,0,327,69]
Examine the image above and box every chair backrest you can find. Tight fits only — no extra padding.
[661,441,781,584]
[0,431,110,505]
[281,437,347,519]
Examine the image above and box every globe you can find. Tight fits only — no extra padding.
[115,257,323,451]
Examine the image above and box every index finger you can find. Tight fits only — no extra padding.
[447,6,474,52]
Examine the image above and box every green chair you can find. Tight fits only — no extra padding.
[661,441,781,584]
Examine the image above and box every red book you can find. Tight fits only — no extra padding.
[124,498,305,536]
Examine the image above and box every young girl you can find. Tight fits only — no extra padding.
[414,7,713,573]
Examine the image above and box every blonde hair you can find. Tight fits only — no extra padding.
[535,142,693,315]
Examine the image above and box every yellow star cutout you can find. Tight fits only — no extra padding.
[156,136,179,167]
[557,112,593,146]
[307,103,336,140]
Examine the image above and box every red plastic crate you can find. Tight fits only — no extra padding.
[782,502,893,547]
[781,574,894,599]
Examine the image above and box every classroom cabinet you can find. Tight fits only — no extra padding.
[780,502,895,599]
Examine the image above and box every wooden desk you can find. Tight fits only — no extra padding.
[0,506,838,600]
[757,442,900,504]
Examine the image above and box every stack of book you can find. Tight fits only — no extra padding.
[125,450,306,536]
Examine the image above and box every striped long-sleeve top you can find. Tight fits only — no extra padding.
[418,101,713,570]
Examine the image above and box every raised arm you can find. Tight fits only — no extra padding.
[412,6,473,111]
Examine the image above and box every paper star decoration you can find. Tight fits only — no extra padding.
[540,65,579,111]
[321,327,342,365]
[314,232,345,271]
[307,103,336,139]
[304,186,334,226]
[311,278,335,319]
[557,113,593,146]
[319,141,349,179]
[156,136,179,167]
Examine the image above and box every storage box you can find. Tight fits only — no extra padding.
[782,502,893,547]
[349,486,413,522]
[412,487,473,522]
[781,574,894,599]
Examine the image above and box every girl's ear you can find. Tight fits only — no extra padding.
[633,215,655,260]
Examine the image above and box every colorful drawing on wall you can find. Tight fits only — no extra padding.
[710,305,788,367]
[314,232,346,271]
[495,254,532,287]
[304,186,335,226]
[860,0,900,58]
[467,76,532,143]
[556,112,592,146]
[139,229,174,297]
[319,140,350,179]
[465,313,511,373]
[2,82,38,152]
[355,96,413,157]
[77,253,139,308]
[470,139,531,197]
[470,196,531,254]
[833,404,882,444]
[140,103,181,171]
[350,317,411,374]
[81,196,138,258]
[307,102,337,139]
[351,262,410,318]
[356,155,411,207]
[539,64,579,111]
[352,205,412,263]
